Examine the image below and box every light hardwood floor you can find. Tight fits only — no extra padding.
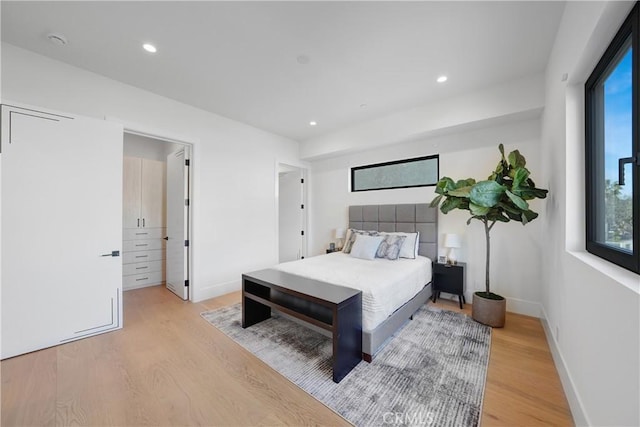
[2,285,573,426]
[431,297,573,426]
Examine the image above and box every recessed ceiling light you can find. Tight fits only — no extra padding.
[143,43,157,53]
[47,33,67,46]
[309,121,317,126]
[360,103,368,108]
[437,75,448,83]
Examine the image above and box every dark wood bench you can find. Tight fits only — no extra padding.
[242,269,362,383]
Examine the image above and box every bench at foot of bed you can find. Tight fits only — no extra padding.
[242,268,363,383]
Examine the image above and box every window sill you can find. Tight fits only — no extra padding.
[568,250,639,294]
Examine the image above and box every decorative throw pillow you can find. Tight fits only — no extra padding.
[381,232,419,259]
[376,234,407,260]
[342,229,379,253]
[349,234,385,260]
[342,229,353,251]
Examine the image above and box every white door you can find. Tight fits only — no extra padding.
[165,148,189,300]
[279,168,304,262]
[1,104,123,359]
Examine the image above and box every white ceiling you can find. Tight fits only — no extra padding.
[1,1,565,142]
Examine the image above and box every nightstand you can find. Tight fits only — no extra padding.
[432,262,466,309]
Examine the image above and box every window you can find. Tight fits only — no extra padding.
[351,155,439,192]
[585,3,639,274]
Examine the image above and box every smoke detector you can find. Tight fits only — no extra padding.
[46,33,68,46]
[296,54,310,65]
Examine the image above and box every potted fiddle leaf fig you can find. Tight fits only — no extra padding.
[430,144,548,327]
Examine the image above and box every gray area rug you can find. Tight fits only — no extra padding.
[201,304,491,427]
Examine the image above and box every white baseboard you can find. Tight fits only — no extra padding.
[442,292,543,318]
[505,296,542,318]
[540,306,589,426]
[192,280,241,303]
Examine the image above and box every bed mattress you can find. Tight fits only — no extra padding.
[274,252,432,331]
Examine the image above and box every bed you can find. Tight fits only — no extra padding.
[275,203,437,360]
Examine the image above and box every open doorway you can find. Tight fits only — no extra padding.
[278,164,307,263]
[122,133,192,300]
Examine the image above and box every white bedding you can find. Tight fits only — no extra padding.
[273,252,432,331]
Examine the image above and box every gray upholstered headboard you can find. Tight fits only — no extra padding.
[348,204,438,261]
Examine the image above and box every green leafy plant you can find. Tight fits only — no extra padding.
[430,144,548,299]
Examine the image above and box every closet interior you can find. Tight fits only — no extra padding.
[122,133,181,293]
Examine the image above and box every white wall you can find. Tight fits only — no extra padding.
[124,133,180,162]
[540,2,639,426]
[310,118,545,316]
[1,43,301,302]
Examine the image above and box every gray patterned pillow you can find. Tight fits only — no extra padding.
[376,234,407,260]
[342,229,379,253]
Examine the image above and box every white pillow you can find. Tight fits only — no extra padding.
[342,228,379,253]
[349,234,385,260]
[412,232,420,258]
[381,232,419,259]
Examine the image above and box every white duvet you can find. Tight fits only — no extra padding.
[274,252,432,331]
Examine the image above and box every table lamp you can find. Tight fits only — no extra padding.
[334,228,346,249]
[444,233,461,264]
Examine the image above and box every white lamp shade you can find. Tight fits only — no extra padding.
[444,233,461,248]
[334,228,346,239]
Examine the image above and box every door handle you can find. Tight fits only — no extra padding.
[137,218,140,227]
[142,218,145,227]
[163,236,169,240]
[100,250,120,257]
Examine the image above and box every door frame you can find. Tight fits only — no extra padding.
[276,162,308,261]
[109,116,196,301]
